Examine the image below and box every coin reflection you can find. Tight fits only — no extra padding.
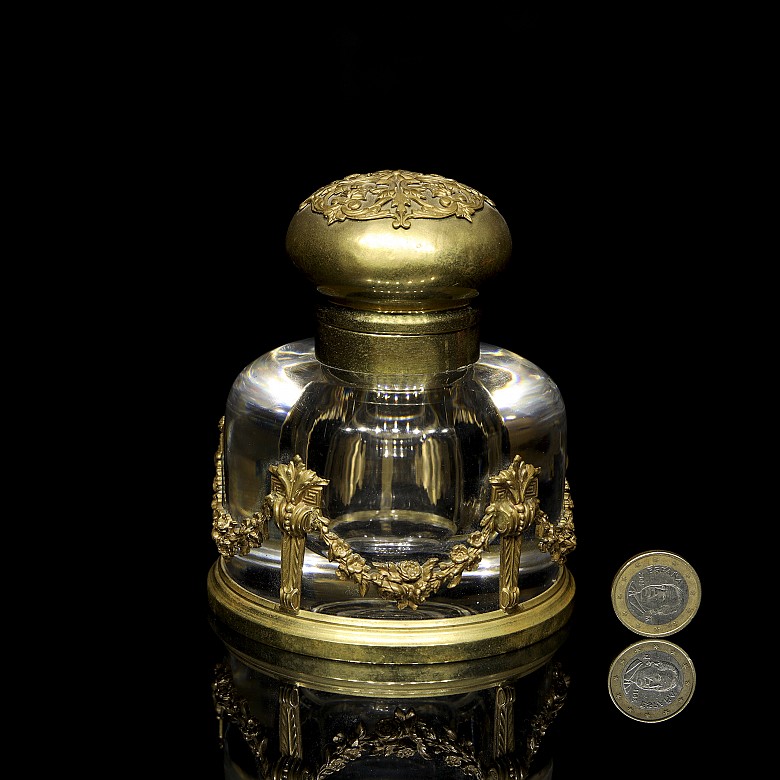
[608,639,696,723]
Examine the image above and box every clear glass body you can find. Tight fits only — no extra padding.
[223,338,567,617]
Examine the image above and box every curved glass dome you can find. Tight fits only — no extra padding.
[218,338,568,618]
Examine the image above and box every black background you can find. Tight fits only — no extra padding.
[123,9,733,777]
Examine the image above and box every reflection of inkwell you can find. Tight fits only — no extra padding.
[210,616,571,779]
[622,655,680,696]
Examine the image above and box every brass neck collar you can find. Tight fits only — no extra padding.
[314,303,480,376]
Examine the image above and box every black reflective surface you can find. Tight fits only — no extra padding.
[195,550,706,779]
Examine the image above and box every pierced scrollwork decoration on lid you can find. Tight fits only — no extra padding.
[212,420,576,615]
[301,169,493,229]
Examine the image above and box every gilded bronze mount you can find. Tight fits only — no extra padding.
[211,417,576,616]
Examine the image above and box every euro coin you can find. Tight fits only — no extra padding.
[608,639,696,722]
[611,550,701,636]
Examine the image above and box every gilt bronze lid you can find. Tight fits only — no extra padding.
[285,169,513,374]
[285,169,512,312]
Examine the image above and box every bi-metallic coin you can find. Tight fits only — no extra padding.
[611,550,701,637]
[608,639,695,722]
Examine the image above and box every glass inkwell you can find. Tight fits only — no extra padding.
[207,169,576,674]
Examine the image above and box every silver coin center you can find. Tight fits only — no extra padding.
[626,564,689,625]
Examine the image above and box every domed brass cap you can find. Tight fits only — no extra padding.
[286,170,512,312]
